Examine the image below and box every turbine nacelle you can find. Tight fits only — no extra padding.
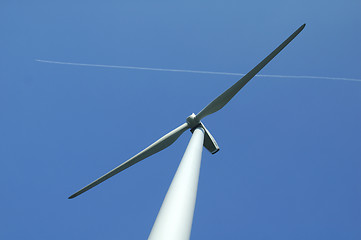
[186,113,199,128]
[186,113,220,154]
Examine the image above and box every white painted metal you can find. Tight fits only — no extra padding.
[148,127,205,240]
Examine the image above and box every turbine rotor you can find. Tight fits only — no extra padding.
[69,24,306,198]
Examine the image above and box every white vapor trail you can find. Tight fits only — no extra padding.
[35,59,361,83]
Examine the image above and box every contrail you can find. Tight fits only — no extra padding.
[35,59,361,83]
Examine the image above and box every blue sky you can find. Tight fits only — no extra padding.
[1,1,360,239]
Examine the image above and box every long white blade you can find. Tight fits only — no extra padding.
[69,123,189,199]
[195,24,305,121]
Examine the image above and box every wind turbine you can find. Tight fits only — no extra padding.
[69,24,305,239]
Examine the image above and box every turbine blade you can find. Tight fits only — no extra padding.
[68,123,190,199]
[195,24,305,121]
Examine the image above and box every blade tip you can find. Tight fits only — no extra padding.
[211,148,220,154]
[68,194,77,199]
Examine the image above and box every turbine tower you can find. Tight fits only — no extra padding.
[69,24,305,239]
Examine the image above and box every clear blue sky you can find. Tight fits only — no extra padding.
[1,1,360,239]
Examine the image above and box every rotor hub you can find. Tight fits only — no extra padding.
[186,113,200,128]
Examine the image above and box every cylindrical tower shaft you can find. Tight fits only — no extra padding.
[148,127,204,240]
